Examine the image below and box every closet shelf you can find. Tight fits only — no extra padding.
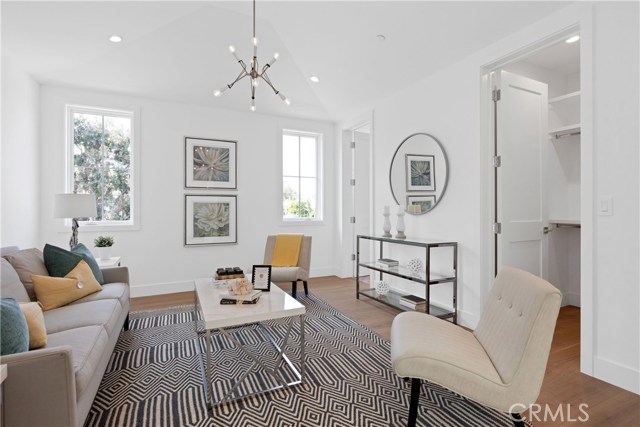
[550,219,581,228]
[549,124,581,139]
[549,91,581,104]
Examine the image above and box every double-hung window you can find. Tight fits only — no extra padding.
[66,105,136,227]
[282,130,323,222]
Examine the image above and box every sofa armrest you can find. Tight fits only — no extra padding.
[101,266,129,285]
[0,346,77,427]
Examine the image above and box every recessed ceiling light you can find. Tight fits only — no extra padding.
[565,35,580,44]
[109,35,123,43]
[376,34,386,42]
[310,76,320,83]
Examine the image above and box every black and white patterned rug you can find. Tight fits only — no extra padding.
[86,294,525,427]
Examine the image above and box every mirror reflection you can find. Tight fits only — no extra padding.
[389,133,449,215]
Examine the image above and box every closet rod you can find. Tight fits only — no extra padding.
[554,131,581,140]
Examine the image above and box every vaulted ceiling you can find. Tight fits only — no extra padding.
[2,1,572,121]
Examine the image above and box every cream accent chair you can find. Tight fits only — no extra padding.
[391,267,561,427]
[263,235,312,297]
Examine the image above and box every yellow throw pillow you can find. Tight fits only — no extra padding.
[31,260,102,311]
[19,302,47,349]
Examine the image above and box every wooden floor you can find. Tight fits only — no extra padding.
[131,276,640,426]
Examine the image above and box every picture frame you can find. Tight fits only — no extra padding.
[406,154,435,192]
[251,265,272,291]
[185,195,237,246]
[185,137,237,189]
[407,195,437,214]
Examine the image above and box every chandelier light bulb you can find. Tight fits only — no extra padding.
[252,78,259,87]
[278,93,290,105]
[267,52,279,67]
[229,45,235,53]
[250,100,256,111]
[213,86,228,97]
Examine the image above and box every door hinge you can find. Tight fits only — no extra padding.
[492,89,501,102]
[492,222,502,234]
[350,216,356,224]
[351,254,356,261]
[350,178,356,186]
[493,155,502,168]
[350,141,356,149]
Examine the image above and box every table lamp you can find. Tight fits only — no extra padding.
[54,193,97,249]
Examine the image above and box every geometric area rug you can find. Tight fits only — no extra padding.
[86,294,527,427]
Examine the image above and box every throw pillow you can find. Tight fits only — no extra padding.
[31,261,102,311]
[0,298,29,355]
[71,243,105,285]
[1,258,30,302]
[3,248,49,301]
[19,302,47,349]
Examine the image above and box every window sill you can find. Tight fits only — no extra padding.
[280,219,325,227]
[57,224,140,233]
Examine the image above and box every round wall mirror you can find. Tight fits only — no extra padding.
[389,133,449,215]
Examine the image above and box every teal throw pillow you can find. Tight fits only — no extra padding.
[71,243,105,285]
[0,298,29,355]
[43,244,105,285]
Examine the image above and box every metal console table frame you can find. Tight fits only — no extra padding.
[356,235,458,324]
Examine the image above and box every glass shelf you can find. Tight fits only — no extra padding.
[358,288,454,319]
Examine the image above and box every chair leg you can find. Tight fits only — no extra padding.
[123,313,130,331]
[511,413,525,427]
[408,378,421,427]
[303,280,309,295]
[291,281,297,297]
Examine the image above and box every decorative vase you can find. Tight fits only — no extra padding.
[395,205,406,239]
[375,280,390,296]
[407,258,424,275]
[98,246,112,260]
[382,205,392,237]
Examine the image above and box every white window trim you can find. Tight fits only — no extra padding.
[281,129,324,224]
[64,104,141,231]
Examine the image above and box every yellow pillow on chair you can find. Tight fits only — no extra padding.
[31,260,102,311]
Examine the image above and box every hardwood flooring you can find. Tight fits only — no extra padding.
[131,276,640,427]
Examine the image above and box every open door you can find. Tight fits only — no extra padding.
[495,70,549,278]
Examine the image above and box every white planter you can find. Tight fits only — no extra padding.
[97,246,112,260]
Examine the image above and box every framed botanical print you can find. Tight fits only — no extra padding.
[407,195,437,214]
[406,154,435,192]
[251,265,272,291]
[185,137,237,189]
[185,195,237,246]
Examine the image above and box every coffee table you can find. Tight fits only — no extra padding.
[193,277,306,409]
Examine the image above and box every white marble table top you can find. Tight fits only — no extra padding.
[194,277,305,330]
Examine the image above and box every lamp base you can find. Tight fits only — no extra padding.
[69,218,79,249]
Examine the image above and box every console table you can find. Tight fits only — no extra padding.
[356,235,458,324]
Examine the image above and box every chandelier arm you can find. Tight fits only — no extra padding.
[259,72,280,95]
[228,70,249,89]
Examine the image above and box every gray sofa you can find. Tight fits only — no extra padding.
[0,246,130,427]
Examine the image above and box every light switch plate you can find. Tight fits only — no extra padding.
[599,196,613,216]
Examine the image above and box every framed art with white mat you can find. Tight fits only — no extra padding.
[252,265,272,291]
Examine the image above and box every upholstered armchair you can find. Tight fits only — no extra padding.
[263,235,312,297]
[391,267,562,427]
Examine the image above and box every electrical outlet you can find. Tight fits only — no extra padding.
[598,196,613,216]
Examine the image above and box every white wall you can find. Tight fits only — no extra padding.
[38,85,337,296]
[1,57,40,248]
[358,2,638,393]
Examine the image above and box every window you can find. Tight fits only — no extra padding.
[66,105,135,226]
[282,130,322,221]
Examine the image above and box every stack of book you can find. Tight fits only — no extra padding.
[399,294,427,310]
[376,258,399,270]
[215,267,245,280]
[220,289,262,305]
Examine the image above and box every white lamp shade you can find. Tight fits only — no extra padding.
[53,193,97,219]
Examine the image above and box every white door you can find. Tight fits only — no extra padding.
[351,129,372,276]
[496,71,549,278]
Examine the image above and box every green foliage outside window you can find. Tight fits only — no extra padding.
[288,200,315,218]
[73,113,131,221]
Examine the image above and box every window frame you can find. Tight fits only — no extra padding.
[281,129,324,224]
[65,104,140,231]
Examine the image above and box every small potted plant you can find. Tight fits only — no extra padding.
[94,236,114,260]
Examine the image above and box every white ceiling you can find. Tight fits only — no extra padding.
[2,1,573,121]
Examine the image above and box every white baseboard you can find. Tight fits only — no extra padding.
[310,266,339,278]
[594,356,640,394]
[562,292,581,307]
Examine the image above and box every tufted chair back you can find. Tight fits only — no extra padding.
[473,267,562,385]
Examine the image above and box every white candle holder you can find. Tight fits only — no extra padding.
[395,205,406,239]
[382,205,392,237]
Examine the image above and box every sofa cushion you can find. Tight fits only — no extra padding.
[270,267,301,282]
[46,325,109,399]
[1,258,30,302]
[69,282,129,308]
[31,262,102,311]
[19,302,47,349]
[3,248,48,301]
[43,299,122,337]
[70,243,105,285]
[0,298,29,355]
